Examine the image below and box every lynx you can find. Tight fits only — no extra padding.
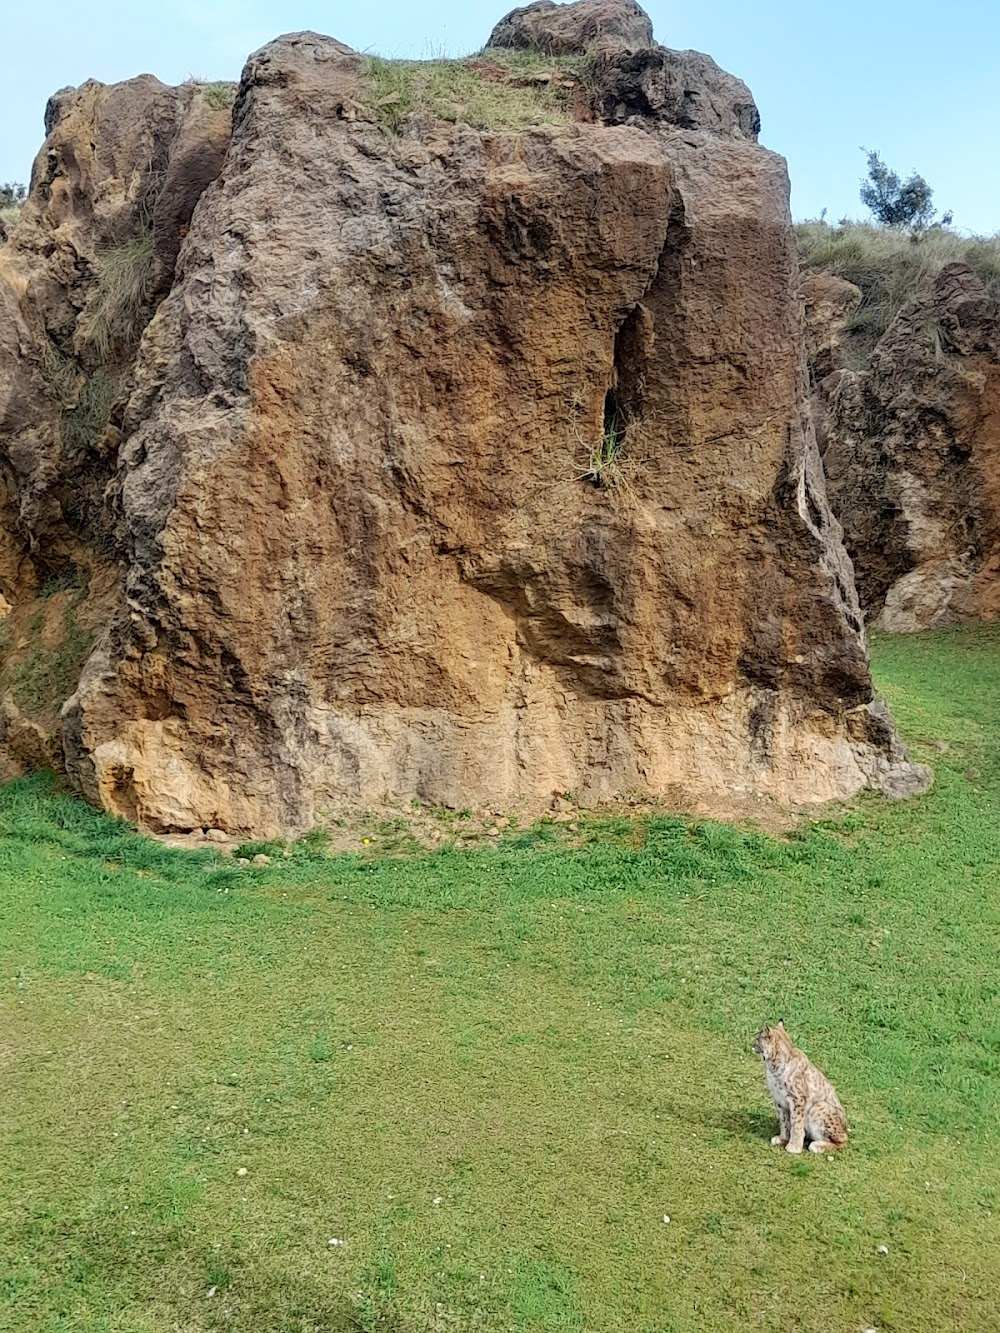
[753,1020,848,1154]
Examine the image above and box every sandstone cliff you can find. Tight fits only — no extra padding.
[804,256,1000,632]
[0,1,928,833]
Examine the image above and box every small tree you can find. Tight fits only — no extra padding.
[0,182,27,208]
[859,151,952,232]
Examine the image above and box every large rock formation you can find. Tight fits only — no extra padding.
[814,263,1000,630]
[0,2,929,834]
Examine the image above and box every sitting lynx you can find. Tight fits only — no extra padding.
[753,1020,848,1154]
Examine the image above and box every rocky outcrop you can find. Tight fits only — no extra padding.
[488,1,759,139]
[1,2,929,832]
[818,263,1000,630]
[593,48,760,138]
[487,0,654,54]
[0,74,232,589]
[0,75,232,760]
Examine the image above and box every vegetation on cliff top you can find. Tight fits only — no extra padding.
[1,626,999,1331]
[183,77,238,110]
[364,48,593,133]
[796,218,1000,352]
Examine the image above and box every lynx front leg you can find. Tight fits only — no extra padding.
[785,1103,806,1154]
[771,1104,790,1147]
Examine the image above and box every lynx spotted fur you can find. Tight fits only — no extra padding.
[753,1020,848,1154]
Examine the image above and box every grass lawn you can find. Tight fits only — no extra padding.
[2,628,999,1332]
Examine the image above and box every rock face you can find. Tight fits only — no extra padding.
[0,74,232,594]
[819,263,1000,630]
[801,273,862,383]
[0,75,233,771]
[0,2,929,833]
[593,47,760,138]
[487,0,654,54]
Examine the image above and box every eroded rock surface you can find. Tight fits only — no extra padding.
[487,0,654,55]
[2,2,929,831]
[593,47,760,138]
[0,74,232,765]
[801,273,862,383]
[0,74,232,588]
[820,263,1000,629]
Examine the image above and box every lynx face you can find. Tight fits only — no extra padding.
[752,1019,786,1058]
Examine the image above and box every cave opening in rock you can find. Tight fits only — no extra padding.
[602,383,625,454]
[585,305,650,488]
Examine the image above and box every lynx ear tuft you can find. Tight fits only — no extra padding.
[776,1018,785,1029]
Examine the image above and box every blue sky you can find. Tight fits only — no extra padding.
[2,1,997,233]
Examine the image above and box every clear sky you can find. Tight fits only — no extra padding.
[1,0,997,234]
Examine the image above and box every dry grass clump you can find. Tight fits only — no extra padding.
[183,77,237,109]
[78,229,156,362]
[364,48,590,133]
[60,369,122,452]
[39,347,122,453]
[796,219,1000,352]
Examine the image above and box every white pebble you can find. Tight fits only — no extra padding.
[236,1167,248,1177]
[433,1196,442,1205]
[207,1287,217,1298]
[328,1238,344,1247]
[877,1245,888,1255]
[662,1215,670,1224]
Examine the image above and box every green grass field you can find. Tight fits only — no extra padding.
[2,628,999,1332]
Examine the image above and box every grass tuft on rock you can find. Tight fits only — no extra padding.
[185,78,237,109]
[40,345,123,453]
[78,228,156,362]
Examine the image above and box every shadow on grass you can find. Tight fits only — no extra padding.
[708,1106,776,1142]
[660,1100,775,1143]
